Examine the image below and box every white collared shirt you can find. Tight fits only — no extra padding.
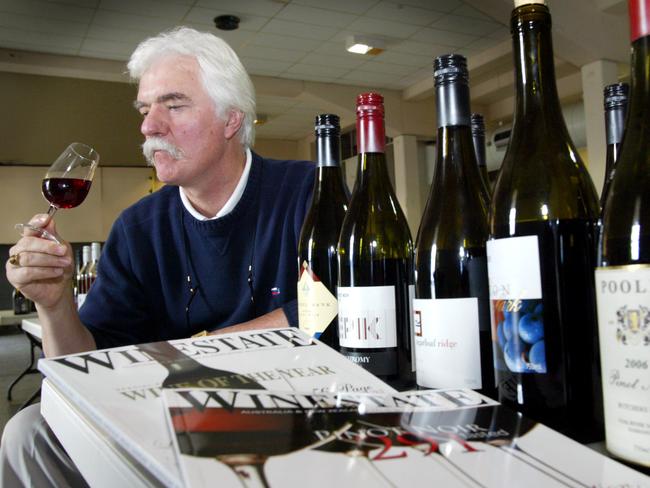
[179,148,252,220]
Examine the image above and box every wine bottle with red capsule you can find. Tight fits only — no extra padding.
[337,92,415,390]
[596,0,650,469]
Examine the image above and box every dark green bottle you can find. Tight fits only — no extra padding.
[596,0,650,468]
[297,114,349,348]
[414,55,495,398]
[600,82,629,207]
[471,112,492,201]
[487,0,603,443]
[337,92,415,391]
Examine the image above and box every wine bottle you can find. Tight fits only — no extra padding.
[298,114,349,348]
[413,55,495,398]
[72,247,83,306]
[600,82,629,207]
[12,288,31,315]
[487,0,603,443]
[87,242,101,292]
[471,112,492,200]
[596,0,650,469]
[76,245,91,309]
[337,92,415,390]
[137,341,264,390]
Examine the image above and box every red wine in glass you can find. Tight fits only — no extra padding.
[41,178,92,209]
[16,142,99,242]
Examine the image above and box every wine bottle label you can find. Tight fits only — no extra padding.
[297,262,338,338]
[337,286,397,349]
[595,264,650,465]
[486,236,547,374]
[413,297,482,389]
[77,293,87,309]
[409,284,416,371]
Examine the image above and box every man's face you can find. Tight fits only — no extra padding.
[135,55,230,187]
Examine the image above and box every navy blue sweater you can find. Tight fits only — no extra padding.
[81,153,314,349]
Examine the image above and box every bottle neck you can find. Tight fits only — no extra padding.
[605,106,626,145]
[356,112,385,154]
[472,132,487,168]
[626,35,650,143]
[316,134,341,167]
[511,6,565,132]
[436,80,471,129]
[138,341,200,370]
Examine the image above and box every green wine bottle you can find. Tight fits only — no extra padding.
[487,0,603,443]
[298,114,349,348]
[596,0,650,469]
[337,92,415,391]
[600,82,629,207]
[414,55,495,398]
[471,112,492,201]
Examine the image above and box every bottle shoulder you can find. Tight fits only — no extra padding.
[417,184,488,251]
[492,143,599,223]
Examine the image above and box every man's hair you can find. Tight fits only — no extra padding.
[128,26,255,148]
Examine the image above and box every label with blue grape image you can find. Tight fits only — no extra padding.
[487,236,547,374]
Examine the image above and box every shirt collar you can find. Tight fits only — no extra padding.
[179,148,252,221]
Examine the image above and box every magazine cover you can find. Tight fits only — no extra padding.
[162,388,650,488]
[38,328,394,487]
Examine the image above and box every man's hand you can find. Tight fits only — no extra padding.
[6,214,73,309]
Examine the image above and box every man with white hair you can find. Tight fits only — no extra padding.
[1,27,315,486]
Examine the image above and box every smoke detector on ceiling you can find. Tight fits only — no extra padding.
[214,15,240,31]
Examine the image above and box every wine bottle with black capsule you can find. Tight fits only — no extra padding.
[298,114,349,348]
[12,288,31,315]
[487,0,603,443]
[414,55,495,398]
[600,82,629,207]
[471,112,492,201]
[596,0,650,469]
[337,92,415,390]
[76,245,91,309]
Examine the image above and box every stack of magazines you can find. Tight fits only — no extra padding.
[38,328,649,487]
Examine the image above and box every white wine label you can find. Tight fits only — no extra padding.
[297,262,338,338]
[337,286,397,349]
[595,265,650,466]
[409,284,416,371]
[487,236,547,374]
[413,298,482,389]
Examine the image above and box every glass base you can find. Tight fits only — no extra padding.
[15,223,61,244]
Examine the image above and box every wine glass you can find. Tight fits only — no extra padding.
[16,142,99,243]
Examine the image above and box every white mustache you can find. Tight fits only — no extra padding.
[142,138,184,166]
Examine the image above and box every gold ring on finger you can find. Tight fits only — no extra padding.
[9,253,21,267]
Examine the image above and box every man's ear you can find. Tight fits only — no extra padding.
[224,110,244,140]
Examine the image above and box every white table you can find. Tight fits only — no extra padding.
[41,380,163,488]
[21,316,42,339]
[0,309,37,327]
[5,317,42,409]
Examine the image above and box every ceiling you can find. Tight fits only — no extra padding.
[0,0,630,140]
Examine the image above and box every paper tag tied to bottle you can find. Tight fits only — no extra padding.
[297,262,338,339]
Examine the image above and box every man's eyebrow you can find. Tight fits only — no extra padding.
[133,92,192,110]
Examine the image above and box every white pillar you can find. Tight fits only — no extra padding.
[580,60,619,197]
[392,134,423,238]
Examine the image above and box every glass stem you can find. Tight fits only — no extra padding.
[40,205,58,228]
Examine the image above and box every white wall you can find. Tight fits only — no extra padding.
[0,166,153,244]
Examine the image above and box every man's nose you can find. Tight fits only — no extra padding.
[141,105,168,137]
